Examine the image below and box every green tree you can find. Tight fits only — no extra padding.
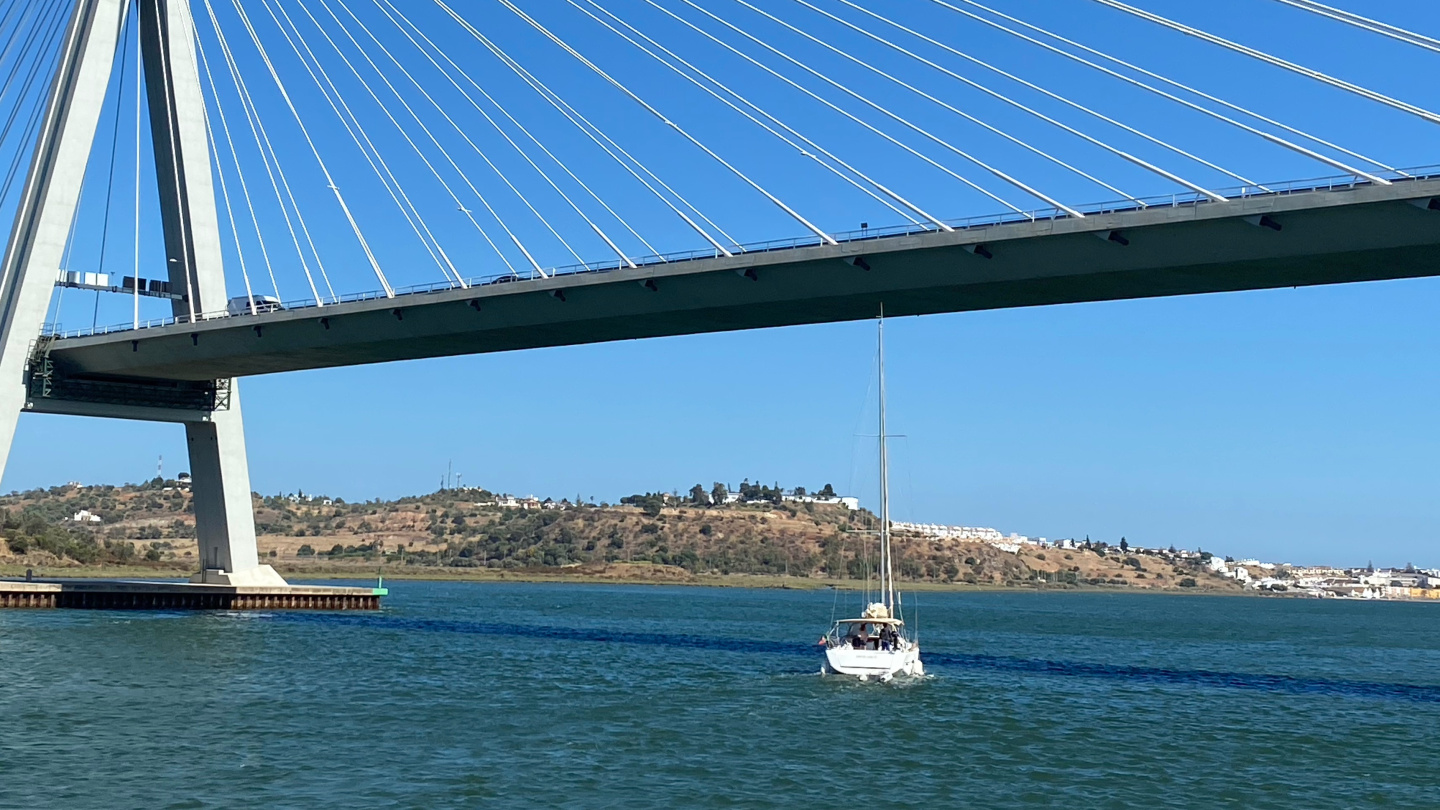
[297,544,315,557]
[1120,537,1129,552]
[710,482,727,505]
[689,484,708,506]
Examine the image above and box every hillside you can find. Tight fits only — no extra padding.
[0,480,1246,591]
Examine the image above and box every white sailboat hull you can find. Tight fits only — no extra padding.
[823,646,923,680]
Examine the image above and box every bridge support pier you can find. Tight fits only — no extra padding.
[0,0,281,587]
[186,394,284,586]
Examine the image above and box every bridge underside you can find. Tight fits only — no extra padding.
[35,178,1440,389]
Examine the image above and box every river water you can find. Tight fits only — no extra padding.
[1,582,1437,808]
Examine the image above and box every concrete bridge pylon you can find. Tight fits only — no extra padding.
[0,0,282,587]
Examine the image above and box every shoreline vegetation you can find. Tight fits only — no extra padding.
[0,562,1261,593]
[2,479,1255,594]
[0,562,1252,595]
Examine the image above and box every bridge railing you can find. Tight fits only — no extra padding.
[45,165,1440,341]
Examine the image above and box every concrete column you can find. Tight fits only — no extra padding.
[139,0,226,317]
[139,0,279,586]
[0,0,126,487]
[0,0,275,585]
[187,385,275,580]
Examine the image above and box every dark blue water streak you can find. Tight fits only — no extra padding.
[268,609,1440,704]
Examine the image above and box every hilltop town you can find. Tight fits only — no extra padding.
[1,478,1435,599]
[893,518,1440,601]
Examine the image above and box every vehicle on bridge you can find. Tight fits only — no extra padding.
[226,295,283,316]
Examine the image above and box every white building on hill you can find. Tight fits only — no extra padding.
[890,521,1042,554]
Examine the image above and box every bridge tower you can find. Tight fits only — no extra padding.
[0,0,283,586]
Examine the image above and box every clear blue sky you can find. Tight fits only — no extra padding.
[4,0,1439,567]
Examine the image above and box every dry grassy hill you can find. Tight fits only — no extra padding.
[0,481,1244,592]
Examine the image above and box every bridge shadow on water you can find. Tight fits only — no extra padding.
[263,612,1440,704]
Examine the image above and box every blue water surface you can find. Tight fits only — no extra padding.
[2,582,1437,808]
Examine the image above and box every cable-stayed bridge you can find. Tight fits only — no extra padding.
[37,174,1440,383]
[2,0,1439,586]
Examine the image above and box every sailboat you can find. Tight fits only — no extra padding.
[819,312,923,681]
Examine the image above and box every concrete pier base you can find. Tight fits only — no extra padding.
[189,564,288,587]
[0,579,385,610]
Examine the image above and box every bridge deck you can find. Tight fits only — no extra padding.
[37,176,1440,385]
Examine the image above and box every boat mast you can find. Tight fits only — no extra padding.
[878,307,895,614]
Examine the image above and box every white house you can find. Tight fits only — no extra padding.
[489,495,543,509]
[781,493,860,510]
[70,509,101,524]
